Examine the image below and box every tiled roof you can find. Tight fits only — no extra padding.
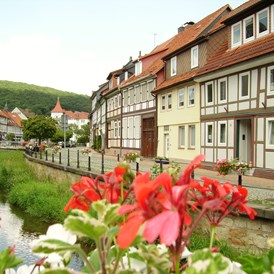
[162,4,230,58]
[154,70,199,93]
[222,0,261,24]
[51,98,64,113]
[0,109,22,127]
[65,110,89,120]
[197,33,274,77]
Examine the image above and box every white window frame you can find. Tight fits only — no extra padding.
[256,8,269,38]
[206,123,214,146]
[243,15,254,43]
[218,122,227,146]
[135,85,141,103]
[135,61,142,76]
[178,88,185,108]
[118,94,121,107]
[266,118,274,149]
[267,65,274,95]
[178,126,185,148]
[189,125,195,148]
[188,86,195,107]
[125,71,128,81]
[205,81,214,105]
[141,83,147,102]
[129,88,135,105]
[271,5,274,32]
[167,93,172,110]
[191,45,198,68]
[231,22,242,48]
[239,72,250,99]
[161,95,166,111]
[218,78,227,103]
[171,56,177,76]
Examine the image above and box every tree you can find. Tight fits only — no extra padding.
[51,127,73,143]
[22,115,57,144]
[74,123,90,144]
[6,133,15,141]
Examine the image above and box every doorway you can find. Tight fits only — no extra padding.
[236,119,252,162]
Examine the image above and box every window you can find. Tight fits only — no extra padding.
[191,46,198,68]
[114,96,118,108]
[114,121,118,138]
[141,84,147,101]
[171,56,177,76]
[239,72,250,98]
[207,124,213,145]
[232,22,242,48]
[125,71,128,81]
[267,65,274,94]
[188,86,195,106]
[219,123,226,145]
[218,78,227,102]
[178,89,185,108]
[135,61,142,76]
[206,82,213,104]
[179,126,185,147]
[167,94,172,109]
[161,95,166,111]
[189,125,195,148]
[272,5,274,32]
[243,15,254,43]
[123,90,128,107]
[257,8,269,37]
[118,94,121,107]
[135,85,140,103]
[129,88,135,105]
[267,118,274,147]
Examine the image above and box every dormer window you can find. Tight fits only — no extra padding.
[257,8,269,37]
[109,79,113,89]
[135,61,142,76]
[191,46,198,68]
[232,22,242,48]
[171,56,177,76]
[125,71,128,80]
[243,15,254,43]
[117,76,120,85]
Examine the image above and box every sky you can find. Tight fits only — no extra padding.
[0,0,247,96]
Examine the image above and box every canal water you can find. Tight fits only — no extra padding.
[0,194,83,270]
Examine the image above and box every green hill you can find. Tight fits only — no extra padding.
[0,80,91,116]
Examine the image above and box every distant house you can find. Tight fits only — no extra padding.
[0,109,23,141]
[51,97,89,130]
[11,107,35,120]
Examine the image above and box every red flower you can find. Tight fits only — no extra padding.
[117,171,193,248]
[64,176,101,212]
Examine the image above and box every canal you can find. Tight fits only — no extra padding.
[0,194,83,270]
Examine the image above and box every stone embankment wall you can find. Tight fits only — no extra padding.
[25,154,274,253]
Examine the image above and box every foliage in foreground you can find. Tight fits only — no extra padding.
[3,155,269,274]
[0,150,72,223]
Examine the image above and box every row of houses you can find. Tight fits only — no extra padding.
[0,107,33,141]
[90,0,274,176]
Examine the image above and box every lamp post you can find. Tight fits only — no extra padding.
[100,129,105,174]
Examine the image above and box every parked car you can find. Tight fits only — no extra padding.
[58,141,76,148]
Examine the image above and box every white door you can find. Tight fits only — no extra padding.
[164,134,170,158]
[238,119,251,162]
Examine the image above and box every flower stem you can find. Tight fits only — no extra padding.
[74,245,96,273]
[209,224,216,249]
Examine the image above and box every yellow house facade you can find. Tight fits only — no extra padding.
[157,81,200,161]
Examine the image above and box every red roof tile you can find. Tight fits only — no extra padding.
[51,98,64,113]
[197,33,274,77]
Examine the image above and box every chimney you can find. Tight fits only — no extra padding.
[129,56,132,61]
[139,51,142,57]
[178,25,185,33]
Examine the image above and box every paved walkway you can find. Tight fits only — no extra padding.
[92,151,274,203]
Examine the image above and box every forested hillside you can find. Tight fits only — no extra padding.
[0,80,91,116]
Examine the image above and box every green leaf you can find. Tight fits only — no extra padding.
[32,239,75,254]
[64,210,107,240]
[0,248,24,272]
[92,199,106,219]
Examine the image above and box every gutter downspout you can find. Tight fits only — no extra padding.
[119,87,123,158]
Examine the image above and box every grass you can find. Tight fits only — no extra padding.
[0,150,73,223]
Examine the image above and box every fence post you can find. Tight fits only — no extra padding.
[59,151,62,164]
[52,153,54,163]
[40,150,42,159]
[160,159,163,173]
[67,149,70,167]
[238,174,242,186]
[117,154,120,162]
[101,150,104,174]
[46,150,48,161]
[77,150,80,168]
[88,156,91,171]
